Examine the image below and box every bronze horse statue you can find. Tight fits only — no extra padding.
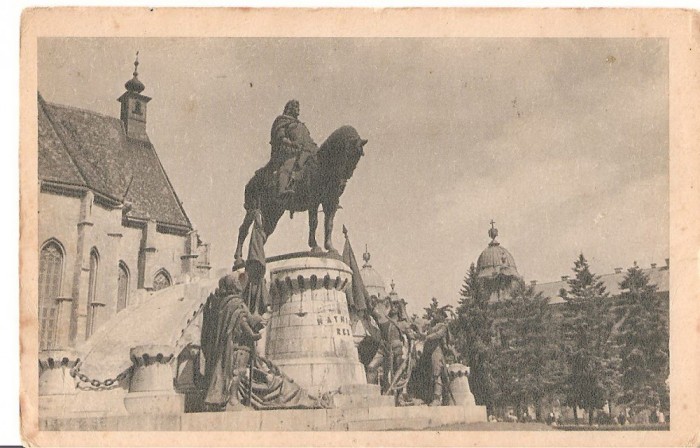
[233,125,367,268]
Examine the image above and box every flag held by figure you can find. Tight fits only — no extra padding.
[341,224,369,313]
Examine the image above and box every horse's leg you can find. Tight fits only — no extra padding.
[233,209,255,269]
[308,204,323,254]
[323,201,338,253]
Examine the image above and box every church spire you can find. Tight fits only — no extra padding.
[118,51,151,142]
[124,51,145,93]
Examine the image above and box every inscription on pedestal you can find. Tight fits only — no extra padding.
[265,255,367,393]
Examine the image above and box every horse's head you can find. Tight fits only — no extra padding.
[318,125,368,184]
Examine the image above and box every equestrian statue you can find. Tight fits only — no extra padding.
[233,100,368,268]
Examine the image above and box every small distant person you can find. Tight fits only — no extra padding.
[657,409,666,423]
[547,411,555,425]
[617,411,627,426]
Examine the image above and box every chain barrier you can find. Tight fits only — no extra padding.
[70,365,131,389]
[68,289,214,390]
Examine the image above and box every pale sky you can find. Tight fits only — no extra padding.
[38,38,669,314]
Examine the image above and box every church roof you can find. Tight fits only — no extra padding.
[476,222,520,279]
[476,244,519,278]
[38,93,192,230]
[534,264,670,305]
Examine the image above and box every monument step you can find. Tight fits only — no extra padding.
[337,383,381,395]
[347,417,428,431]
[331,393,395,409]
[40,404,488,431]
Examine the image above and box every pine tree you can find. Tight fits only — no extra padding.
[422,297,454,322]
[491,280,557,421]
[559,253,614,425]
[451,263,497,414]
[615,264,669,419]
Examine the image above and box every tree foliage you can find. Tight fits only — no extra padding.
[559,253,615,424]
[490,280,559,420]
[442,258,669,423]
[423,297,454,322]
[451,263,497,413]
[615,264,669,414]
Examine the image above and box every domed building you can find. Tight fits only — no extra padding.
[476,221,522,300]
[360,246,387,299]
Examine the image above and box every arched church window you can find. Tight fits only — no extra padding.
[39,240,63,350]
[153,269,172,291]
[86,249,99,338]
[117,262,129,312]
[132,100,142,115]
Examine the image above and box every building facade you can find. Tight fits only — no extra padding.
[38,58,210,351]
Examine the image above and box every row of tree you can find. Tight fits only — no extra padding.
[440,254,669,424]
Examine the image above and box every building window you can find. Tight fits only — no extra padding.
[153,269,172,291]
[117,262,129,312]
[86,249,99,338]
[132,100,142,115]
[39,240,63,350]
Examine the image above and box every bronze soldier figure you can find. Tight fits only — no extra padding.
[202,274,264,411]
[366,297,404,391]
[267,100,318,196]
[422,311,450,406]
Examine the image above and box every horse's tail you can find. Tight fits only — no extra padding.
[243,170,263,211]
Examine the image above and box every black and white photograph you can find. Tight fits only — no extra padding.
[19,7,700,446]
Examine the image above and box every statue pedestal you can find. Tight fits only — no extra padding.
[123,345,184,415]
[265,254,367,395]
[448,363,487,422]
[39,350,80,416]
[448,364,477,406]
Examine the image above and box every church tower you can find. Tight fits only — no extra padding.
[117,52,151,142]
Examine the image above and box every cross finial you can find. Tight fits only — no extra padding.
[133,51,140,77]
[362,244,370,265]
[390,279,396,292]
[488,219,499,244]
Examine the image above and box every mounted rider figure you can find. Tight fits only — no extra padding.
[266,100,319,197]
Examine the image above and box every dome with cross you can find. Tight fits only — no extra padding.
[476,220,520,280]
[359,246,387,299]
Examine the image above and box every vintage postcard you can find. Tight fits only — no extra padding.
[19,7,700,447]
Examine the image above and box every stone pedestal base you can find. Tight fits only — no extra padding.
[266,255,367,394]
[273,358,367,396]
[39,350,80,416]
[448,363,477,407]
[41,403,487,431]
[331,384,395,409]
[123,391,185,415]
[40,395,76,417]
[124,345,183,415]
